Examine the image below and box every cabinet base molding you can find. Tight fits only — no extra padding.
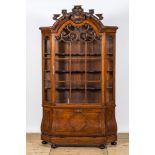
[41,134,117,145]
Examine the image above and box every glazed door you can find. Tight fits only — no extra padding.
[53,23,103,105]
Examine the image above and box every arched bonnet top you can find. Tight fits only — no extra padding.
[51,5,105,34]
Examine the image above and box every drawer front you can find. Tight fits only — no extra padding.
[51,108,105,136]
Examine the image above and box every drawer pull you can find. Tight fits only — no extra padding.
[74,109,82,113]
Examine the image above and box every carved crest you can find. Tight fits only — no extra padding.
[52,5,104,31]
[70,5,86,24]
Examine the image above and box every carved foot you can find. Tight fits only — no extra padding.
[51,144,57,148]
[42,141,47,144]
[111,141,117,145]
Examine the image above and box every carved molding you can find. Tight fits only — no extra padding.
[56,23,101,42]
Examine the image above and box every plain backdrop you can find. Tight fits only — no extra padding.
[26,0,129,133]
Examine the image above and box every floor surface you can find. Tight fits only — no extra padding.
[26,133,129,155]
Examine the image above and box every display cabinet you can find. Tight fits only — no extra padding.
[39,5,118,148]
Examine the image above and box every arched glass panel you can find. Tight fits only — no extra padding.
[55,24,102,104]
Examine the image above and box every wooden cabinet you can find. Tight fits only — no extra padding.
[39,5,118,147]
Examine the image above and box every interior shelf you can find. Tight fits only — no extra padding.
[56,87,101,91]
[55,53,101,56]
[87,71,101,73]
[55,70,101,73]
[56,80,101,83]
[87,87,101,91]
[55,57,101,60]
[55,70,70,73]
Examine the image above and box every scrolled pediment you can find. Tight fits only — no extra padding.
[51,5,104,33]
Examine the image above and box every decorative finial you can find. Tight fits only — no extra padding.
[53,14,60,20]
[72,5,83,12]
[95,14,103,20]
[89,9,94,15]
[62,9,67,15]
[74,5,82,8]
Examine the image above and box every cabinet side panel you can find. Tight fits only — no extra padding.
[105,33,116,105]
[41,108,51,134]
[104,32,117,137]
[105,108,117,135]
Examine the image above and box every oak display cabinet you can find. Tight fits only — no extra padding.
[39,5,118,148]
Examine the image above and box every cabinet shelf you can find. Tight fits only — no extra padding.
[55,70,69,73]
[56,87,101,91]
[55,53,69,56]
[87,54,101,56]
[55,70,101,74]
[87,71,101,73]
[56,87,70,91]
[55,53,101,56]
[56,80,101,83]
[55,57,101,60]
[87,87,101,91]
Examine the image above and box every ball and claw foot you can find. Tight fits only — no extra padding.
[99,144,106,149]
[42,141,47,144]
[51,144,57,148]
[111,141,117,145]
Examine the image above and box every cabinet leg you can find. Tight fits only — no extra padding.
[111,141,117,145]
[42,141,48,144]
[99,144,106,149]
[51,144,57,148]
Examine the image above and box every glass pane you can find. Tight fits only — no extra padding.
[54,24,102,104]
[43,36,51,102]
[106,34,114,103]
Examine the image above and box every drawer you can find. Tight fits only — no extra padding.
[51,108,105,136]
